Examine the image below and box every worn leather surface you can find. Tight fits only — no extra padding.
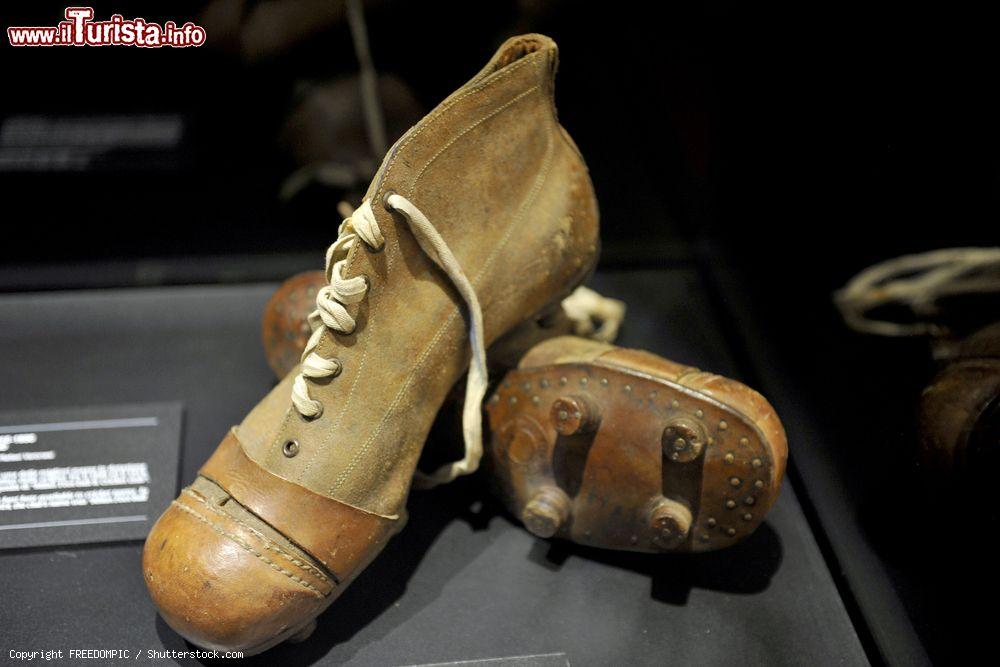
[200,430,397,579]
[519,337,787,491]
[142,478,332,652]
[490,336,788,552]
[144,33,599,653]
[252,33,598,517]
[262,271,322,379]
[262,270,579,380]
[918,322,1000,475]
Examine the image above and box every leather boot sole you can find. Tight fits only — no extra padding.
[485,338,787,552]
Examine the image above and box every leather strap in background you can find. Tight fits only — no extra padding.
[200,429,397,581]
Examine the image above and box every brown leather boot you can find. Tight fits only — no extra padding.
[918,322,1000,479]
[486,336,787,551]
[143,34,599,654]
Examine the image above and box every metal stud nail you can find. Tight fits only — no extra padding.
[662,416,707,463]
[551,394,601,436]
[648,497,693,550]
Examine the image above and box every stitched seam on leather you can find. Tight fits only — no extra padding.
[370,51,545,209]
[308,84,539,481]
[202,461,398,521]
[469,108,553,284]
[329,110,557,495]
[411,85,540,188]
[178,493,333,588]
[295,230,397,481]
[182,489,333,585]
[295,298,375,482]
[330,132,556,494]
[268,51,543,494]
[303,55,545,470]
[293,227,403,479]
[171,500,327,597]
[337,51,545,282]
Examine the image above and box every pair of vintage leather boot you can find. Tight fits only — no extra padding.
[143,34,787,655]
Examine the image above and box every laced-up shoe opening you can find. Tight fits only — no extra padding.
[493,35,550,70]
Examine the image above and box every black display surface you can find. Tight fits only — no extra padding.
[0,402,182,550]
[0,271,868,666]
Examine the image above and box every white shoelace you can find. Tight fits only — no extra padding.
[835,247,1000,337]
[561,286,626,343]
[291,194,488,488]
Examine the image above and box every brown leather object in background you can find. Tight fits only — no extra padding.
[262,270,325,379]
[918,322,1000,478]
[486,336,788,552]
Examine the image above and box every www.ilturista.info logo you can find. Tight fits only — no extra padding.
[8,7,206,48]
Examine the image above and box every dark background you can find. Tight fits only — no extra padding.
[1,3,996,664]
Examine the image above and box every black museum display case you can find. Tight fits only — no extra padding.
[1,3,995,665]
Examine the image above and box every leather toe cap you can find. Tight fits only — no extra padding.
[142,486,333,653]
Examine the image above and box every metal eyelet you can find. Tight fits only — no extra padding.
[382,189,397,212]
[282,440,300,458]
